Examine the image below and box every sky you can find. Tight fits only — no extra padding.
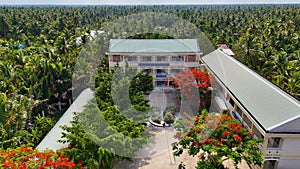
[0,0,300,5]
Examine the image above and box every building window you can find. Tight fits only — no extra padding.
[156,56,166,62]
[111,55,122,62]
[244,115,252,128]
[236,106,243,117]
[127,56,137,62]
[253,126,264,139]
[263,160,278,169]
[268,137,282,148]
[141,56,152,62]
[185,55,196,62]
[229,97,235,107]
[170,69,181,75]
[156,69,167,75]
[171,56,182,62]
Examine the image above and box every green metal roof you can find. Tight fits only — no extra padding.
[202,49,300,132]
[107,39,200,53]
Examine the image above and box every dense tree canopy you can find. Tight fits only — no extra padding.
[0,4,298,167]
[60,62,152,168]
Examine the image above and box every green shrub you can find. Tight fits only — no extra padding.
[163,105,177,116]
[30,116,55,146]
[152,112,162,124]
[164,112,175,124]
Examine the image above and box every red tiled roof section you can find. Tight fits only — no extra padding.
[218,44,229,49]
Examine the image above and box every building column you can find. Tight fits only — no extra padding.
[137,56,140,62]
[262,135,269,158]
[242,113,245,123]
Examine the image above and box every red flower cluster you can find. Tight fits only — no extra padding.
[233,134,243,142]
[194,116,200,123]
[174,133,183,139]
[222,131,229,137]
[194,140,200,147]
[173,69,211,104]
[175,113,248,152]
[203,138,211,144]
[220,115,232,122]
[185,121,192,127]
[0,145,84,169]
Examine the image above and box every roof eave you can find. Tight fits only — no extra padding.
[106,51,202,55]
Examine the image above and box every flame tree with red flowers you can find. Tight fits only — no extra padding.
[0,145,84,169]
[172,109,263,169]
[173,69,212,111]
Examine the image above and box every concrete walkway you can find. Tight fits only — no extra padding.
[137,126,177,159]
[37,88,94,151]
[148,90,167,112]
[114,89,196,169]
[114,125,198,169]
[115,89,250,169]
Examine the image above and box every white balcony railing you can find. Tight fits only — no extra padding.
[265,148,282,156]
[110,60,201,70]
[127,62,139,66]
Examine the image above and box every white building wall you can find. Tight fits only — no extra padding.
[278,159,300,169]
[277,138,300,169]
[281,138,300,156]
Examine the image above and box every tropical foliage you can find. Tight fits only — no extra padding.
[59,62,152,168]
[173,109,263,169]
[0,145,83,169]
[0,4,298,167]
[173,69,211,110]
[0,114,55,149]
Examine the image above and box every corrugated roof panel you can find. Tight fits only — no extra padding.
[108,39,200,53]
[202,49,300,132]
